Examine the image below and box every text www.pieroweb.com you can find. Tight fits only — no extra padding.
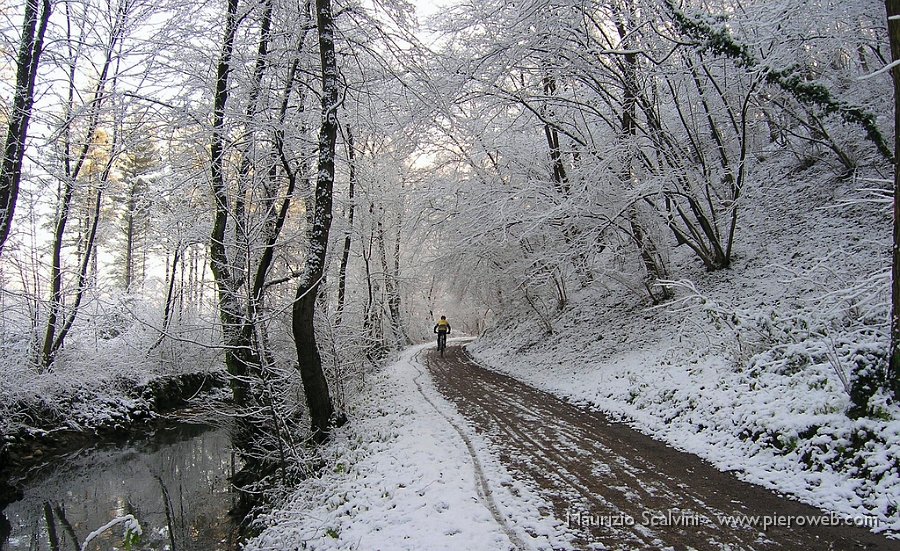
[565,509,880,531]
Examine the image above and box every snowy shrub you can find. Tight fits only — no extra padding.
[847,343,890,420]
[664,279,829,366]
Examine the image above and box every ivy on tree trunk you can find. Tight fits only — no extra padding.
[666,0,893,162]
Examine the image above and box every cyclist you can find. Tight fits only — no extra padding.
[433,315,451,353]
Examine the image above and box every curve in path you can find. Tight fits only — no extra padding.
[427,345,900,551]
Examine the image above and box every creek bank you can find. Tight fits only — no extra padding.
[0,370,229,505]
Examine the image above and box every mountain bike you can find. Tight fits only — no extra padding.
[436,332,447,356]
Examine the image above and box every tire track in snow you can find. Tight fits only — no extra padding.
[409,348,528,551]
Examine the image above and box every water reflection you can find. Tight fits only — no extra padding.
[1,421,236,550]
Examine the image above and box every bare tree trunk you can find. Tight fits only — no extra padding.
[208,0,308,415]
[361,222,385,360]
[41,6,122,368]
[541,74,569,194]
[123,179,138,291]
[0,0,52,256]
[207,0,256,407]
[249,0,309,338]
[187,245,196,306]
[616,11,673,303]
[178,242,185,320]
[335,125,357,327]
[390,210,408,343]
[48,181,107,364]
[376,210,406,347]
[150,243,181,351]
[233,0,274,294]
[887,0,900,399]
[292,0,339,443]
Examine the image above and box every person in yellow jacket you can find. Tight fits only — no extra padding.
[433,315,451,353]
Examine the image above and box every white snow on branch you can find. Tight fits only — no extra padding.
[596,48,644,55]
[858,59,900,80]
[81,515,142,549]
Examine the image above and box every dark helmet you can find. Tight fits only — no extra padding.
[440,315,446,320]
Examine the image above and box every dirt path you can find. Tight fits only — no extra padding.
[426,345,900,551]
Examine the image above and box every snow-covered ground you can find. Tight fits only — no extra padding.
[468,156,900,538]
[245,343,574,550]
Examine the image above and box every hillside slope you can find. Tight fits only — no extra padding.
[469,152,900,536]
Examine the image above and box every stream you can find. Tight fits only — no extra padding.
[0,416,237,550]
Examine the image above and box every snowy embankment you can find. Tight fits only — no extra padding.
[469,159,900,537]
[1,367,228,469]
[245,343,573,550]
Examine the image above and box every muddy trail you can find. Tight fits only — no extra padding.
[426,345,900,551]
